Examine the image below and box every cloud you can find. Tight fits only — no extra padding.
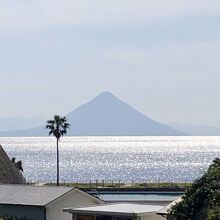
[0,0,220,34]
[101,41,220,70]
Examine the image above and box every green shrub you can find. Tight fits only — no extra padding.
[168,158,220,220]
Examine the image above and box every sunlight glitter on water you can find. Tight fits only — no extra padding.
[0,136,220,182]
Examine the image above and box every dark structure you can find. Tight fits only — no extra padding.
[0,145,25,184]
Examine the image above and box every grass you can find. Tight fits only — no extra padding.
[45,181,192,189]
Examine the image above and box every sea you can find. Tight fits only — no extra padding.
[0,136,220,183]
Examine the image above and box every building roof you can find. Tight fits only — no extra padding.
[0,184,75,206]
[64,203,164,217]
[157,197,182,216]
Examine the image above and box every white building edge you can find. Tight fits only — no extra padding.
[63,203,165,220]
[0,184,104,220]
[0,184,181,220]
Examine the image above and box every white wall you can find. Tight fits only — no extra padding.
[46,189,103,220]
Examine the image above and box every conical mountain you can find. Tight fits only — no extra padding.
[0,145,25,184]
[66,91,186,136]
[0,92,187,136]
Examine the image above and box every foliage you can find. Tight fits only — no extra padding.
[11,157,23,172]
[168,158,220,220]
[45,115,70,186]
[46,115,70,140]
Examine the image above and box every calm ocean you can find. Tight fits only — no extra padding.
[0,136,220,183]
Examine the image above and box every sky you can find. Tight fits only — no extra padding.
[0,0,220,127]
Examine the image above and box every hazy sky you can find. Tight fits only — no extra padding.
[0,0,220,127]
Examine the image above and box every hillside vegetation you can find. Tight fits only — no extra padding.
[168,158,220,220]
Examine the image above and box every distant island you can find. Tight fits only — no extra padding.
[0,92,187,136]
[168,123,220,136]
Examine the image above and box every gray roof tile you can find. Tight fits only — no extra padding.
[0,184,74,206]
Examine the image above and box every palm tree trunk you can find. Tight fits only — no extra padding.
[56,138,59,186]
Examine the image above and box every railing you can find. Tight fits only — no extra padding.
[26,180,190,191]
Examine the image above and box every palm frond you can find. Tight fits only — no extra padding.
[46,114,70,138]
[46,120,55,125]
[49,130,54,136]
[54,115,61,124]
[46,124,55,130]
[60,129,67,135]
[62,122,70,130]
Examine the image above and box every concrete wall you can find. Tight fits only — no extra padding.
[141,213,165,220]
[0,204,45,220]
[46,189,103,220]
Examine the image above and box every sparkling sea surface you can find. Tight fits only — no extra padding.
[0,136,220,183]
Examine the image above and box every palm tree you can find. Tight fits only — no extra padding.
[46,115,70,186]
